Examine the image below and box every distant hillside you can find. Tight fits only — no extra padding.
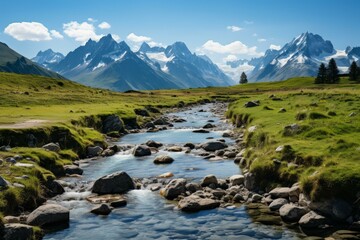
[0,42,64,79]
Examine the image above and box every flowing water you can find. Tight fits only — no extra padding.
[44,104,303,240]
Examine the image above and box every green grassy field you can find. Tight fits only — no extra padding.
[0,72,359,218]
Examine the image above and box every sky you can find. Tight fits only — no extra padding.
[1,0,360,78]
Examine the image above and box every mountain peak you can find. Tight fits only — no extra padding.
[165,41,192,58]
[139,42,151,52]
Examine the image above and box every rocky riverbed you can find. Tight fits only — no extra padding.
[3,103,360,239]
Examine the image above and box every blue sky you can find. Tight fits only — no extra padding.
[1,0,360,69]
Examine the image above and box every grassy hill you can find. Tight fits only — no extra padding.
[0,72,359,217]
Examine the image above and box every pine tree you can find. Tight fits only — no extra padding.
[349,61,358,81]
[326,58,339,84]
[239,72,248,84]
[315,63,327,84]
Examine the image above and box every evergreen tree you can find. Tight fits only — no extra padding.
[239,72,248,84]
[349,61,358,81]
[315,63,327,84]
[326,58,340,84]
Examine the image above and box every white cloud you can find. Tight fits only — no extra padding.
[87,18,96,22]
[50,30,63,39]
[126,33,152,43]
[98,21,111,29]
[4,22,52,41]
[200,40,263,57]
[148,41,164,47]
[258,38,267,42]
[112,34,121,42]
[270,44,281,50]
[223,55,238,62]
[63,21,104,43]
[226,25,242,32]
[252,33,258,37]
[219,63,254,81]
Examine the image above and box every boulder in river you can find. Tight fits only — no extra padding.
[160,178,187,200]
[92,171,135,194]
[91,204,112,215]
[26,204,69,226]
[183,143,195,149]
[192,129,210,133]
[146,140,163,148]
[201,175,218,187]
[132,145,151,157]
[269,198,288,211]
[178,195,220,212]
[153,155,174,164]
[167,146,182,152]
[203,123,215,129]
[201,141,228,151]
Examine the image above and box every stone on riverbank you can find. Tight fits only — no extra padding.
[279,204,308,222]
[27,204,69,226]
[178,195,220,212]
[201,175,218,187]
[269,198,288,211]
[42,142,60,153]
[299,211,327,228]
[229,175,244,186]
[87,146,103,157]
[4,223,35,240]
[92,171,135,194]
[146,140,163,148]
[64,165,83,175]
[269,187,291,199]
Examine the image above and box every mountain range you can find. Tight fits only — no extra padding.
[226,32,360,82]
[0,42,64,79]
[32,34,233,91]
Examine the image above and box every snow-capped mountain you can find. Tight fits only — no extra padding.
[137,42,233,88]
[42,35,233,91]
[32,49,64,68]
[0,42,64,79]
[226,32,360,82]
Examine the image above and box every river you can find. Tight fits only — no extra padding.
[44,103,303,240]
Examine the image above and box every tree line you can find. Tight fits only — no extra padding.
[315,58,360,84]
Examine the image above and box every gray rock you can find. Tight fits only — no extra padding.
[6,157,16,164]
[185,182,201,193]
[269,187,291,199]
[102,114,124,133]
[233,194,245,203]
[244,101,259,108]
[193,129,210,133]
[299,211,327,228]
[134,109,149,117]
[332,199,352,220]
[269,198,288,211]
[223,151,236,158]
[92,171,135,194]
[47,180,65,195]
[146,140,163,148]
[279,204,308,222]
[178,195,220,212]
[64,165,83,175]
[27,204,69,226]
[183,143,195,149]
[201,141,228,151]
[222,132,232,138]
[201,175,218,187]
[13,155,23,161]
[91,204,112,215]
[0,175,9,188]
[132,145,151,157]
[251,194,263,202]
[161,178,187,200]
[87,146,103,157]
[203,123,215,128]
[167,146,182,152]
[42,142,61,153]
[153,118,169,125]
[153,155,174,164]
[244,172,256,190]
[4,223,34,240]
[144,122,156,129]
[229,175,245,186]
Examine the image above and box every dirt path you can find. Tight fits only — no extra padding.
[0,120,50,129]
